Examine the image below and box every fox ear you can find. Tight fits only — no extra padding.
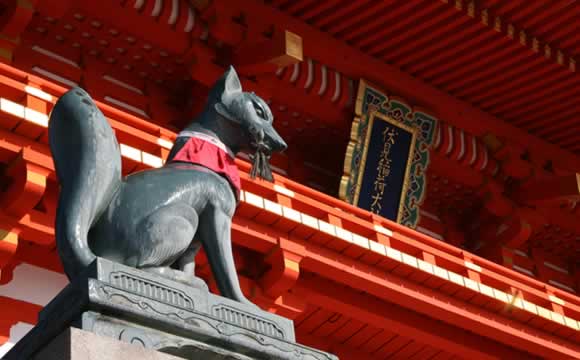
[223,66,242,99]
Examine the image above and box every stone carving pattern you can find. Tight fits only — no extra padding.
[110,271,194,309]
[212,304,285,339]
[98,284,201,326]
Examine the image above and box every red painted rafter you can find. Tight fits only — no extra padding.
[467,64,570,107]
[295,0,343,22]
[383,6,471,65]
[372,5,454,58]
[328,0,397,37]
[362,3,444,55]
[311,1,370,30]
[345,1,423,45]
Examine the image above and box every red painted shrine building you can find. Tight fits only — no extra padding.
[0,0,579,358]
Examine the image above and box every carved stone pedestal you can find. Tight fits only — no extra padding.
[4,258,337,360]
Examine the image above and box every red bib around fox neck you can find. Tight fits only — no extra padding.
[170,131,241,200]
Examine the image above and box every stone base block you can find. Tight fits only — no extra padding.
[4,258,337,360]
[34,327,182,360]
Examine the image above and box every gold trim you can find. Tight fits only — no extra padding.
[351,111,418,223]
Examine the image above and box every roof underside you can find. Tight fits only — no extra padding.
[269,0,580,153]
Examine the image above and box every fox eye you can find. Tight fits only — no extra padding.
[252,101,265,119]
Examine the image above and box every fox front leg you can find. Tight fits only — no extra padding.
[198,204,255,307]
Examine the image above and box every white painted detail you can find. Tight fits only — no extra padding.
[104,96,150,118]
[0,263,68,306]
[239,190,245,202]
[548,294,566,306]
[480,146,488,170]
[0,98,24,118]
[464,277,480,292]
[103,75,143,95]
[512,264,535,277]
[544,261,569,274]
[548,280,576,293]
[289,63,300,83]
[304,59,313,89]
[417,259,434,274]
[385,247,402,262]
[536,305,551,319]
[32,46,79,68]
[522,300,538,314]
[445,126,453,155]
[564,317,580,330]
[273,184,294,198]
[300,213,319,229]
[447,271,464,286]
[318,220,336,236]
[493,288,509,302]
[32,67,78,87]
[152,0,163,17]
[419,210,440,222]
[464,261,482,272]
[243,192,264,209]
[416,226,443,240]
[432,265,449,280]
[157,138,174,149]
[457,130,465,160]
[469,137,478,165]
[120,143,141,162]
[168,0,179,25]
[184,5,195,32]
[134,0,145,10]
[351,234,369,248]
[331,71,341,102]
[142,152,163,168]
[479,283,495,297]
[433,124,442,149]
[373,224,393,237]
[318,65,327,96]
[550,311,565,324]
[513,249,528,257]
[24,108,49,127]
[282,206,301,223]
[401,253,418,268]
[0,322,35,358]
[369,241,386,255]
[335,227,353,243]
[24,86,52,102]
[263,199,282,215]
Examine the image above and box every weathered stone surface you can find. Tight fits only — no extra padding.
[5,258,338,360]
[34,327,182,360]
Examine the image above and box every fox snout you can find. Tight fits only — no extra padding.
[263,124,287,153]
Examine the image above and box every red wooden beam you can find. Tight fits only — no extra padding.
[293,277,525,360]
[514,174,580,203]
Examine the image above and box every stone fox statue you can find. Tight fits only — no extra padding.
[49,67,286,306]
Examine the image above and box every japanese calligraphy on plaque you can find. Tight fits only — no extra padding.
[351,112,416,222]
[340,80,438,227]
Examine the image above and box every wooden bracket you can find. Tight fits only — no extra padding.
[233,30,303,76]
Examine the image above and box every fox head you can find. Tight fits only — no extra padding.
[195,66,286,181]
[209,66,287,153]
